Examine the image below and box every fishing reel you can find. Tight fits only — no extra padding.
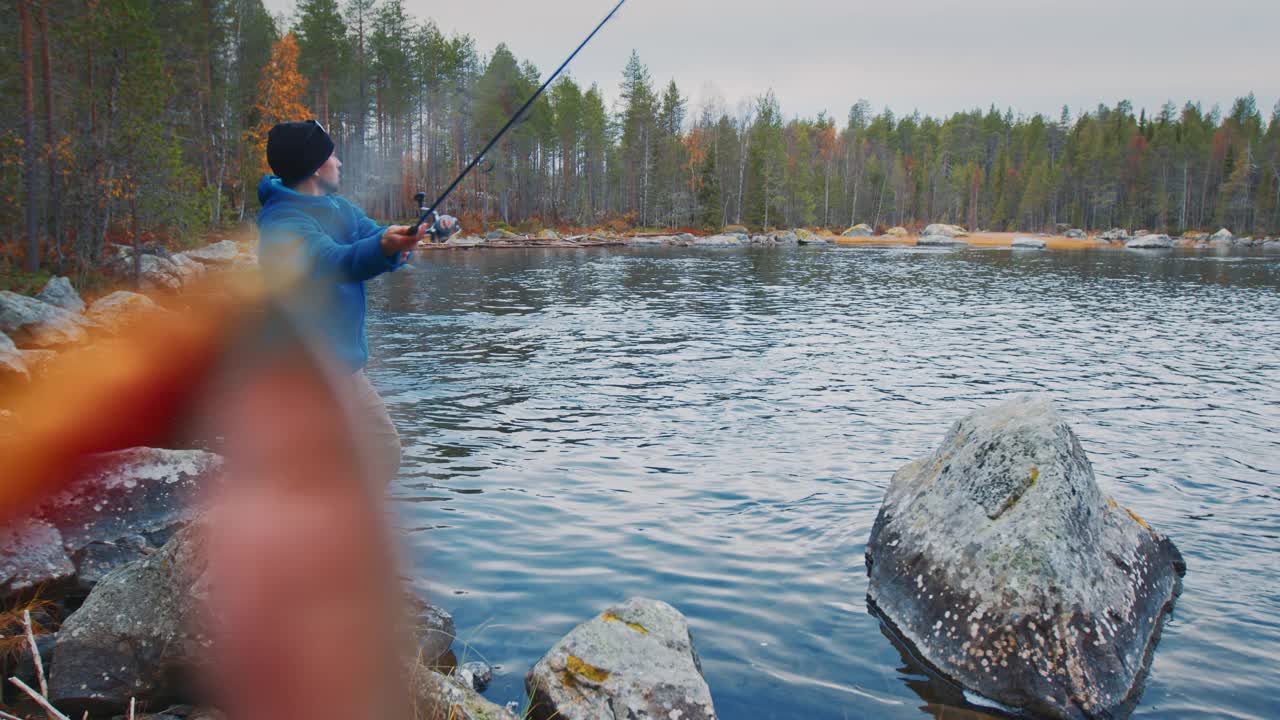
[412,191,461,245]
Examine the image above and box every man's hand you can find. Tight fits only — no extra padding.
[379,224,427,256]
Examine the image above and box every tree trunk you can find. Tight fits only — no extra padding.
[37,0,61,266]
[19,0,40,273]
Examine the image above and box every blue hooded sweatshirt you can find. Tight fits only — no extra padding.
[256,175,401,371]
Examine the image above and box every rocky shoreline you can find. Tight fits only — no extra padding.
[414,223,1280,251]
[1,232,1193,720]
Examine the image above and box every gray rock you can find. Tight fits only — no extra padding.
[1210,228,1234,244]
[842,223,874,237]
[87,291,170,335]
[168,253,208,283]
[1264,240,1280,249]
[1125,234,1174,249]
[795,233,828,245]
[484,229,522,241]
[0,291,94,348]
[627,235,669,246]
[0,519,76,601]
[458,661,493,693]
[31,448,223,593]
[405,593,457,667]
[183,240,243,265]
[525,597,716,720]
[1064,228,1088,239]
[1012,237,1047,249]
[412,662,518,720]
[37,276,86,314]
[693,234,742,247]
[1134,229,1150,237]
[1182,232,1209,242]
[923,224,968,238]
[1099,229,1130,242]
[866,395,1184,720]
[918,235,968,247]
[0,330,31,384]
[748,234,774,245]
[49,521,210,716]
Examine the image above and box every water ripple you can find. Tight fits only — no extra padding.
[371,246,1280,718]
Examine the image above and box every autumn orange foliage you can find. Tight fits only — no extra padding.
[246,33,312,177]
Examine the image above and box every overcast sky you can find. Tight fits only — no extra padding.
[263,0,1278,123]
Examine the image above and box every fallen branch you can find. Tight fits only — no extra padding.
[7,677,71,720]
[23,611,47,700]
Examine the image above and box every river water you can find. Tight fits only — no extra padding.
[365,245,1279,719]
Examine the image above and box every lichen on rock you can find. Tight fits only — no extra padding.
[865,395,1184,720]
[525,597,716,720]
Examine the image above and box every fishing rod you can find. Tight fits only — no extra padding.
[412,0,628,240]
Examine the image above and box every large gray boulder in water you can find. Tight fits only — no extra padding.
[866,395,1184,720]
[526,597,716,720]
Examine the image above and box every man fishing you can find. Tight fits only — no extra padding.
[256,119,457,486]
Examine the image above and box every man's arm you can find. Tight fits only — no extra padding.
[260,214,423,283]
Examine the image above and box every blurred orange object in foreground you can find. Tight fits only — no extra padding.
[0,271,410,718]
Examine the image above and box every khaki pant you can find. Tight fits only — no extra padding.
[347,371,402,486]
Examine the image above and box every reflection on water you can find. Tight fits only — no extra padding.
[367,246,1280,719]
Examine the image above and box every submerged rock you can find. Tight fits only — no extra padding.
[525,597,716,720]
[37,276,87,314]
[1012,237,1048,249]
[1125,234,1174,249]
[866,395,1184,720]
[0,291,94,348]
[843,223,874,237]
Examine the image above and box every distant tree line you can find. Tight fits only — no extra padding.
[3,0,1278,283]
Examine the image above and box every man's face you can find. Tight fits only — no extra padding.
[316,153,342,194]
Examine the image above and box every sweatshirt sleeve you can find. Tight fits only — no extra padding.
[260,212,396,283]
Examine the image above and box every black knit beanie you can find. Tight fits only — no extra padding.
[267,120,335,186]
